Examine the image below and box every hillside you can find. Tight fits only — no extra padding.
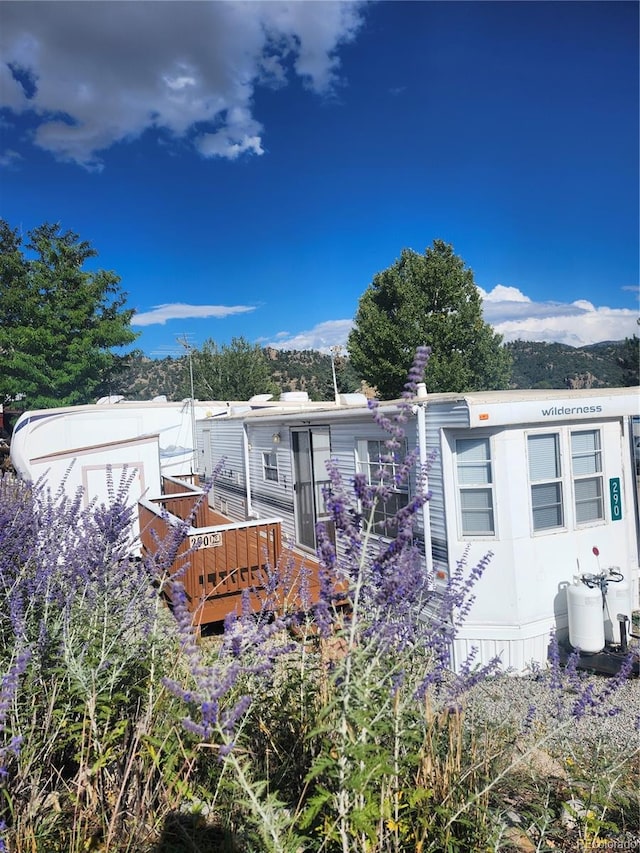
[111,339,638,402]
[505,338,638,389]
[110,348,362,402]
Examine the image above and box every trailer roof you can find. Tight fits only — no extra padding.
[199,386,639,426]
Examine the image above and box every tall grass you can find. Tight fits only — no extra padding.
[0,471,205,851]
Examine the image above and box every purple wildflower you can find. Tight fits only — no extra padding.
[163,568,297,754]
[570,652,637,719]
[0,648,30,772]
[521,704,537,733]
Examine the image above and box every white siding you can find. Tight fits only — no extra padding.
[196,418,248,519]
[424,401,470,576]
[327,415,434,572]
[453,618,557,673]
[329,418,389,480]
[247,423,297,540]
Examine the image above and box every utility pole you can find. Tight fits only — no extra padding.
[330,345,342,405]
[177,335,198,476]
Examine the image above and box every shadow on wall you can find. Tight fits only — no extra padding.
[553,581,570,646]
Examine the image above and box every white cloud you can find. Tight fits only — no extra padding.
[0,0,366,169]
[267,285,638,353]
[133,302,255,327]
[479,284,638,346]
[478,284,530,303]
[265,319,354,352]
[195,104,264,159]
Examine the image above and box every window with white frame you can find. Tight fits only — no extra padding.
[262,450,279,482]
[571,429,604,523]
[455,437,495,536]
[527,428,605,531]
[356,439,409,532]
[528,433,564,531]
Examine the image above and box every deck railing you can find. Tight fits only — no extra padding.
[139,476,330,625]
[139,487,284,624]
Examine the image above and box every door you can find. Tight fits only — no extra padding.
[201,427,213,480]
[292,427,332,551]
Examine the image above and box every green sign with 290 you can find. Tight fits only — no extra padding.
[609,477,622,521]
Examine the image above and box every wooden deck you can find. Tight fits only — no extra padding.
[138,476,323,625]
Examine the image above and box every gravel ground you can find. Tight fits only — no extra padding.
[465,665,640,758]
[462,663,640,850]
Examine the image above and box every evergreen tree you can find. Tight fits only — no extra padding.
[617,335,640,386]
[0,220,138,408]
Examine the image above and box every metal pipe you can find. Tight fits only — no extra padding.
[618,614,629,653]
[242,422,254,518]
[415,401,433,577]
[189,354,197,475]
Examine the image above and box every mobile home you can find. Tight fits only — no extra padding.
[9,398,233,543]
[196,387,640,672]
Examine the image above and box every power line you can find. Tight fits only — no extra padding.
[153,335,199,474]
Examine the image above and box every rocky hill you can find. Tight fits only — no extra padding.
[110,338,638,402]
[110,348,362,402]
[505,338,638,389]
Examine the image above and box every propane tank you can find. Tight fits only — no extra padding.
[603,568,633,646]
[567,575,605,653]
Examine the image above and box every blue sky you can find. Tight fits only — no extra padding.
[1,1,638,358]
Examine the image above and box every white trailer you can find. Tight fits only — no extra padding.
[9,399,235,546]
[196,387,640,672]
[10,398,232,484]
[20,431,164,549]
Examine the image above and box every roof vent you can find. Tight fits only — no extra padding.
[279,392,310,403]
[96,395,125,405]
[339,393,368,406]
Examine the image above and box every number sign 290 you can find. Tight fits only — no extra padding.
[189,532,223,550]
[609,477,622,521]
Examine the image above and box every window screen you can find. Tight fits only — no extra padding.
[571,430,604,523]
[263,450,279,482]
[528,433,563,530]
[356,438,409,533]
[456,437,495,536]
